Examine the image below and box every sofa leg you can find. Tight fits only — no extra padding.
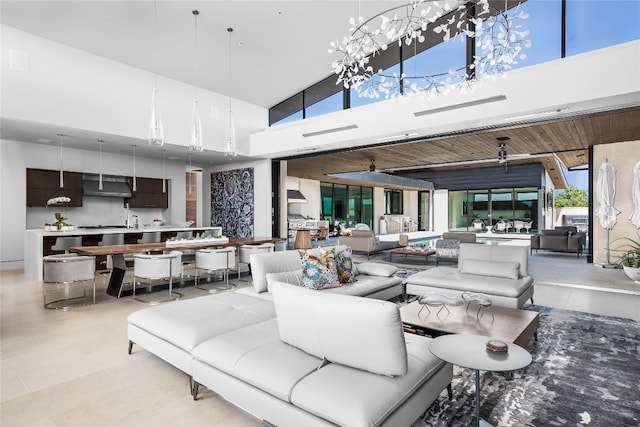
[128,340,134,355]
[447,383,453,400]
[190,377,201,401]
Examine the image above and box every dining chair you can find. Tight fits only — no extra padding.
[194,247,236,293]
[131,250,182,304]
[237,243,274,280]
[43,254,96,309]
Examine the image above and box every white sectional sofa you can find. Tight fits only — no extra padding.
[405,243,534,308]
[127,247,452,426]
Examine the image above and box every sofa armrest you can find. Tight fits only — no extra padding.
[568,235,583,252]
[530,234,541,249]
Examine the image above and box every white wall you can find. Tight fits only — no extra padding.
[0,139,189,266]
[1,25,267,155]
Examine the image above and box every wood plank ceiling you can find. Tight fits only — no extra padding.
[285,108,640,190]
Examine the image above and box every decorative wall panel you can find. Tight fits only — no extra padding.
[211,168,254,238]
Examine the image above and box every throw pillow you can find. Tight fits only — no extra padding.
[300,249,341,290]
[335,248,357,283]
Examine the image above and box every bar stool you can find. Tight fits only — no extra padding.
[98,233,126,281]
[43,254,96,309]
[131,250,182,304]
[274,240,287,251]
[237,243,274,279]
[194,247,236,293]
[137,231,161,243]
[51,236,82,253]
[175,231,195,277]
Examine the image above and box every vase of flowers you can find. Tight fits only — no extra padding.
[47,196,72,230]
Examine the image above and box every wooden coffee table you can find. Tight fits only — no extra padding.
[400,300,539,347]
[389,248,435,263]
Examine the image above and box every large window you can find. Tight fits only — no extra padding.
[385,189,403,214]
[450,187,539,232]
[566,0,640,56]
[320,182,374,231]
[269,0,639,126]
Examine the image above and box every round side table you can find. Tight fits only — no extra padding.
[429,334,531,427]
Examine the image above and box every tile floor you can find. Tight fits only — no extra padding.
[1,252,639,426]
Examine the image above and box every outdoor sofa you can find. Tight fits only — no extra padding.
[530,226,586,258]
[127,246,452,426]
[338,229,400,259]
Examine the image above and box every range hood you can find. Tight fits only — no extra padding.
[287,189,307,203]
[82,174,132,198]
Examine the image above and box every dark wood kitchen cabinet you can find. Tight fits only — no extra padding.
[26,168,83,207]
[126,177,169,208]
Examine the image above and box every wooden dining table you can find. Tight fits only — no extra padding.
[70,236,286,297]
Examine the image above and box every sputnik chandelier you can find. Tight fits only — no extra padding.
[329,0,530,99]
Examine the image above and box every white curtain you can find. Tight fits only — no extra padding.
[630,160,640,229]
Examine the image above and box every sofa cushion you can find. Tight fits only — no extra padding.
[541,229,569,236]
[250,250,304,294]
[335,248,357,283]
[272,282,407,377]
[458,243,529,277]
[459,258,520,280]
[127,292,276,352]
[290,333,447,427]
[266,269,303,292]
[355,262,397,277]
[406,267,533,298]
[300,249,341,290]
[192,318,323,402]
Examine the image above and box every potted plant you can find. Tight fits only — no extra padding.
[613,233,640,283]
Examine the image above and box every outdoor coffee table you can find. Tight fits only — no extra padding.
[429,334,532,427]
[389,248,435,263]
[400,300,539,346]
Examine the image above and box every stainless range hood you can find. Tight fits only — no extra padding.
[82,174,132,198]
[287,189,307,203]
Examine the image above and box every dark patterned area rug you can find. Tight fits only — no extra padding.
[413,306,640,427]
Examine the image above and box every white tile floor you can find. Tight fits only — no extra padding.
[1,252,639,426]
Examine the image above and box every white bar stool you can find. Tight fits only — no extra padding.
[131,251,182,304]
[237,243,274,280]
[194,247,236,293]
[43,254,96,309]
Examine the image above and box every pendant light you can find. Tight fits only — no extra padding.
[58,133,65,188]
[132,145,137,192]
[188,10,204,152]
[188,151,193,194]
[97,139,104,190]
[148,0,164,146]
[224,28,237,157]
[162,149,167,193]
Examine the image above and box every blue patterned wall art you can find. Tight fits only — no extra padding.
[211,167,254,238]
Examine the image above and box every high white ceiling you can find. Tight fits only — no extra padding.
[1,0,409,109]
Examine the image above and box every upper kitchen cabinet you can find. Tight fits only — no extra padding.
[126,177,169,208]
[26,168,83,207]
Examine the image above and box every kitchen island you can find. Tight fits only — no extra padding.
[24,226,219,281]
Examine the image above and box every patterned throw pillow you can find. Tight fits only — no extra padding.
[335,248,357,283]
[300,249,341,290]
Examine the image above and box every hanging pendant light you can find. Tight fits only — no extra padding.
[224,27,237,157]
[162,149,167,193]
[98,139,104,190]
[188,151,193,194]
[58,133,65,188]
[132,145,137,192]
[148,0,164,146]
[188,10,204,152]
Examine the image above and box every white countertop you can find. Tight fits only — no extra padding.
[26,226,216,237]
